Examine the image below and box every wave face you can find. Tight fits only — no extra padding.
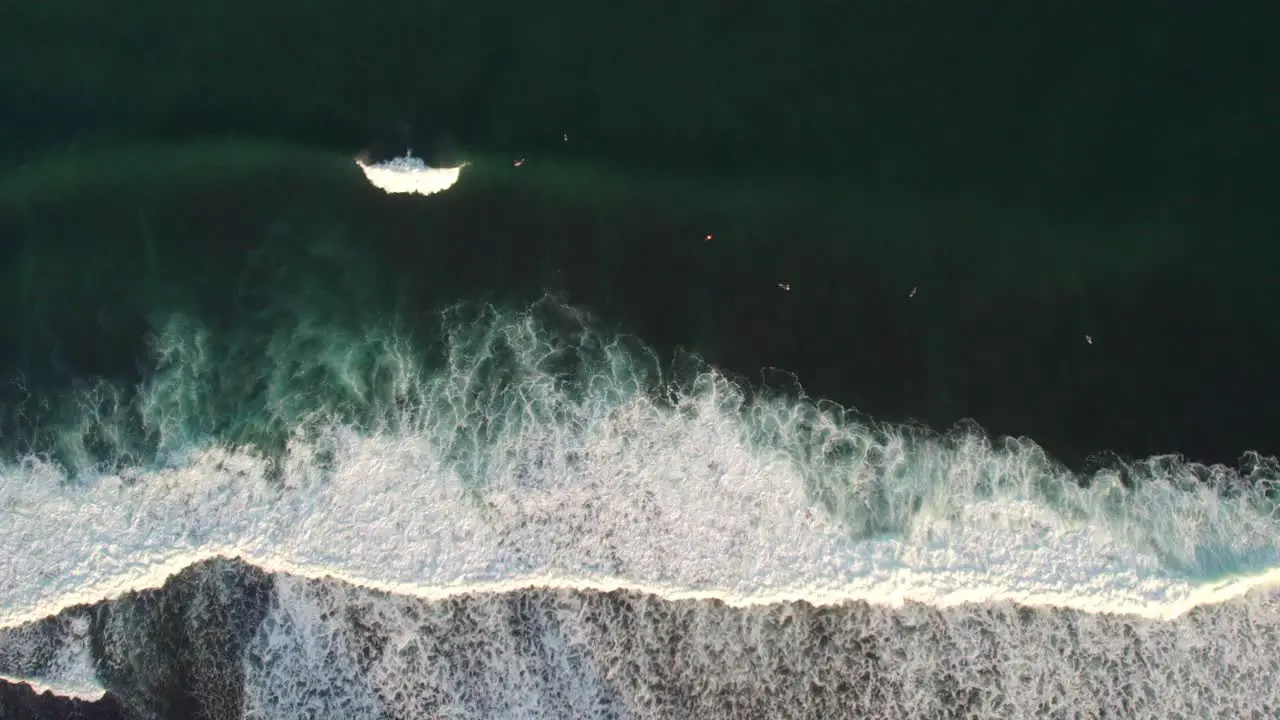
[3,297,1280,718]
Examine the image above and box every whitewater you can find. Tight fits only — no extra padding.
[3,294,1280,716]
[2,156,1279,717]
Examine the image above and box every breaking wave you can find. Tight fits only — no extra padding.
[3,297,1279,717]
[4,297,1279,623]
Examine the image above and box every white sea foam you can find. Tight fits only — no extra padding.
[0,615,103,701]
[237,573,1280,720]
[3,302,1278,634]
[355,151,464,196]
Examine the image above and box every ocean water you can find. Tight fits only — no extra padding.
[1,149,1278,719]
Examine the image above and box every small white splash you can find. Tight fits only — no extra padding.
[355,150,464,197]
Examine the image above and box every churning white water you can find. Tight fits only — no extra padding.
[2,300,1279,717]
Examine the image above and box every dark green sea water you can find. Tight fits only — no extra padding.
[1,1,1277,718]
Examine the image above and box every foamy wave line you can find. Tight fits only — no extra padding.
[0,677,104,704]
[5,303,1280,631]
[4,432,1279,631]
[8,547,1280,634]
